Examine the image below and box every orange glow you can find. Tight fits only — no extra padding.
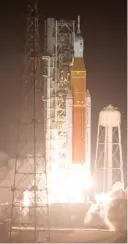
[72,107,86,162]
[71,58,86,164]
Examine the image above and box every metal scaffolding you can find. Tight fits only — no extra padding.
[54,20,75,166]
[43,19,75,168]
[42,56,56,168]
[9,1,49,242]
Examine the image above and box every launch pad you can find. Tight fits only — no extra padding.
[10,229,126,242]
[0,224,126,243]
[0,199,127,242]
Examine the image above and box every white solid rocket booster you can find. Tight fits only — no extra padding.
[66,90,72,165]
[86,89,91,169]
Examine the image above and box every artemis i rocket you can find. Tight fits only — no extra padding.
[66,16,91,169]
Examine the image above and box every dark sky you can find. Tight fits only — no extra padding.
[0,0,127,171]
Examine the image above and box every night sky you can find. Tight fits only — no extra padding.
[0,1,127,175]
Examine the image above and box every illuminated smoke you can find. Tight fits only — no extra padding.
[84,182,127,230]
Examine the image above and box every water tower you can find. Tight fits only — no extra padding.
[94,105,124,192]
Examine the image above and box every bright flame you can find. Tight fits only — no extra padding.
[23,190,30,207]
[23,164,93,207]
[23,190,31,215]
[46,164,93,203]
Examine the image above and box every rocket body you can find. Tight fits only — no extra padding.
[71,58,86,163]
[66,21,91,167]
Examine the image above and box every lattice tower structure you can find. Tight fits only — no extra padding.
[54,20,75,166]
[94,105,124,192]
[9,1,49,242]
[42,56,57,168]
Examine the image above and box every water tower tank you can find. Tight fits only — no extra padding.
[99,105,121,127]
[94,105,124,192]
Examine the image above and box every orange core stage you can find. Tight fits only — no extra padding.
[71,58,86,164]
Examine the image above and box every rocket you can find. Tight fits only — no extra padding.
[66,16,91,166]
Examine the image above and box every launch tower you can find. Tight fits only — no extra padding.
[43,16,92,202]
[9,2,49,242]
[43,16,91,168]
[43,18,75,167]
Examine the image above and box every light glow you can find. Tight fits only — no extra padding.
[47,165,93,203]
[23,164,93,208]
[95,192,112,205]
[23,190,31,215]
